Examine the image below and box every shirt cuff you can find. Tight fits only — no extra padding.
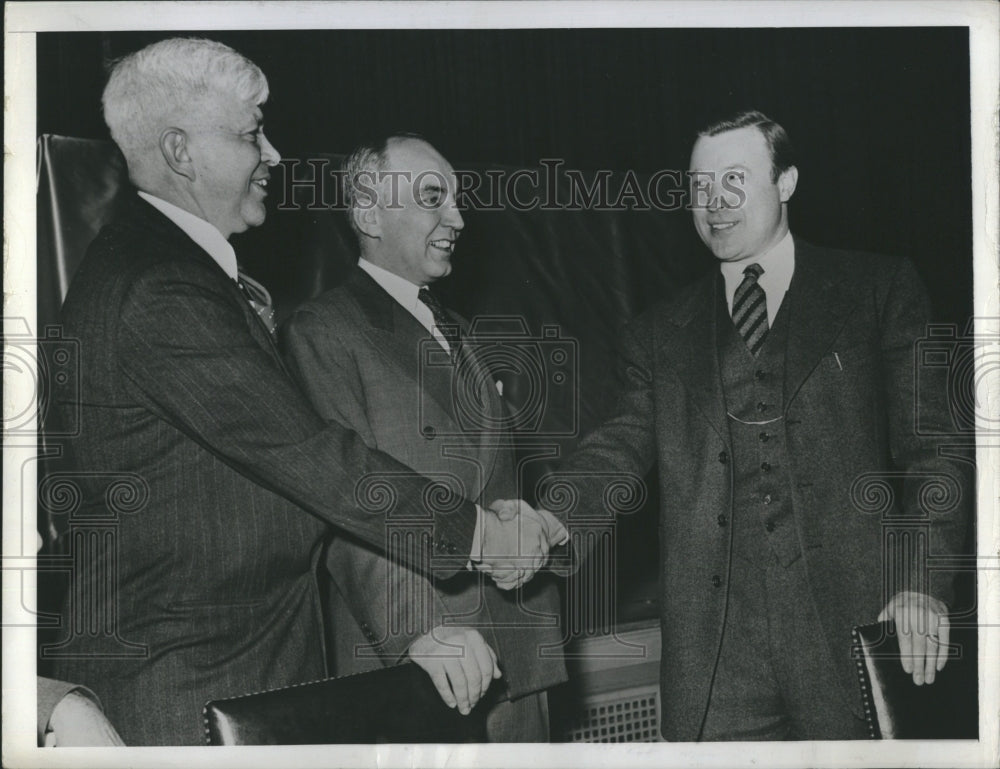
[467,503,485,569]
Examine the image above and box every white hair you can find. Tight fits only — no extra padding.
[102,37,268,165]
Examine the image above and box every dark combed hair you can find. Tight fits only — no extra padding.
[698,110,795,182]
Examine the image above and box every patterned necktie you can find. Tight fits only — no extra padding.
[237,270,277,336]
[732,263,768,355]
[418,286,463,362]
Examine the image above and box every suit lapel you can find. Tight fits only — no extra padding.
[346,268,463,429]
[658,272,730,444]
[783,238,858,406]
[457,333,502,494]
[130,195,288,372]
[346,268,495,497]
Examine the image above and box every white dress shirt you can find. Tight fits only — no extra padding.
[357,258,452,353]
[719,231,795,326]
[137,191,239,281]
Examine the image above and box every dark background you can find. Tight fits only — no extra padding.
[38,27,972,322]
[36,28,976,631]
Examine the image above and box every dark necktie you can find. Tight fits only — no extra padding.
[418,286,463,362]
[732,263,768,355]
[237,270,277,336]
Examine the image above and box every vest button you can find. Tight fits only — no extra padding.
[760,461,771,472]
[765,520,776,533]
[757,401,768,413]
[711,575,722,588]
[422,425,436,439]
[755,369,767,381]
[717,514,728,527]
[759,432,770,443]
[762,493,772,505]
[718,451,728,464]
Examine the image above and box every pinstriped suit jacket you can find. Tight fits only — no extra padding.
[49,195,478,745]
[282,267,568,701]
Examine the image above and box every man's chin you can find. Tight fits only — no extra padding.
[429,259,453,279]
[238,209,268,233]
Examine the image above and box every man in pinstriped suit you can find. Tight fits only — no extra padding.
[48,38,551,745]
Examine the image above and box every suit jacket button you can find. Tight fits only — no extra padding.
[765,520,776,533]
[760,461,771,472]
[754,369,767,381]
[762,494,772,505]
[422,425,436,439]
[757,401,768,413]
[717,514,728,527]
[711,575,722,588]
[718,451,728,464]
[759,432,770,443]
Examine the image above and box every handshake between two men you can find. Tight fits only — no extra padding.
[476,499,569,589]
[406,499,568,717]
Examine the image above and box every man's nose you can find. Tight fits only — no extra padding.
[443,200,464,231]
[705,185,722,212]
[259,132,281,166]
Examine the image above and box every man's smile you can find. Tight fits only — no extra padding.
[429,238,456,254]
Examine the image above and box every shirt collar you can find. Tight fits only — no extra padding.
[719,230,795,308]
[357,257,423,314]
[137,191,239,281]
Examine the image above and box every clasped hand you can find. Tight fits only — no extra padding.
[475,499,565,590]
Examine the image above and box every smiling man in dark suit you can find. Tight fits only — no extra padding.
[541,110,970,740]
[49,38,551,745]
[281,136,568,741]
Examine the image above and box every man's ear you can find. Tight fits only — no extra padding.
[352,199,381,240]
[159,128,196,182]
[777,165,798,203]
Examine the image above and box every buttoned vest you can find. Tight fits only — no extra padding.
[718,287,802,567]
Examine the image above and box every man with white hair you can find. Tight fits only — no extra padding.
[48,37,551,746]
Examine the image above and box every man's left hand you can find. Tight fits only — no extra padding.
[878,591,950,686]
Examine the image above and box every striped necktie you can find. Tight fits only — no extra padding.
[237,270,277,335]
[418,287,463,362]
[732,263,768,355]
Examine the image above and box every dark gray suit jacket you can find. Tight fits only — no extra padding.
[282,267,568,701]
[50,196,478,745]
[554,239,971,740]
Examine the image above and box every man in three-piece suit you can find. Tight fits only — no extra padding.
[282,136,568,741]
[544,110,970,740]
[48,39,551,745]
